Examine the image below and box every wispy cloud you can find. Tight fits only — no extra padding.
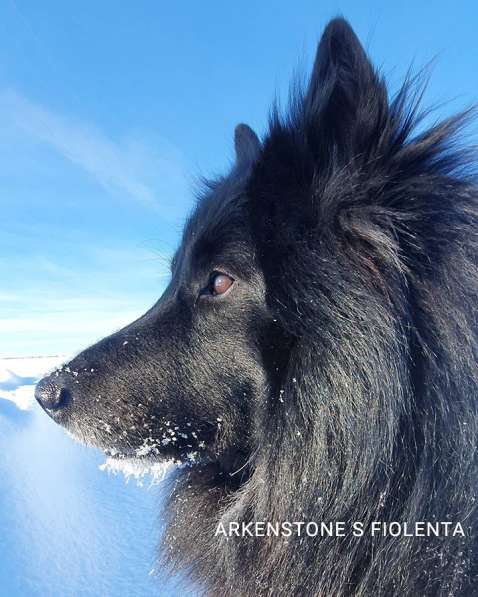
[1,244,171,357]
[0,91,186,357]
[1,295,149,358]
[0,89,190,212]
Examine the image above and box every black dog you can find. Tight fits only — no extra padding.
[36,18,478,596]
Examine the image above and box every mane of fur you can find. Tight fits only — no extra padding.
[161,19,478,596]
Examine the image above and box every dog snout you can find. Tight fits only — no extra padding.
[35,374,72,415]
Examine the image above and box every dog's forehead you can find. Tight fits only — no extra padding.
[173,167,253,271]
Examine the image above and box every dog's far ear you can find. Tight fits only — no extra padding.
[304,18,387,161]
[234,123,261,168]
[305,18,372,110]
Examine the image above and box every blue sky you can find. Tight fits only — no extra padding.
[1,0,477,357]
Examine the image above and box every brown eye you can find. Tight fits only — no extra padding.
[210,272,234,296]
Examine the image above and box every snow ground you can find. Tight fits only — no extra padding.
[0,354,177,596]
[0,354,176,483]
[0,355,66,410]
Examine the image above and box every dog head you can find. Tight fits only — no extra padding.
[36,18,476,512]
[35,121,275,476]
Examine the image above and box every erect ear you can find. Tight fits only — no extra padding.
[304,18,387,161]
[234,123,261,168]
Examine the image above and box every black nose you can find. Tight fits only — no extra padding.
[35,375,72,414]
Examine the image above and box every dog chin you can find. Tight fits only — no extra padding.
[65,420,250,484]
[64,425,103,450]
[99,452,179,484]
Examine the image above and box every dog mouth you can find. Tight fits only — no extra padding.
[101,444,251,484]
[63,411,252,486]
[100,450,179,483]
[64,412,219,460]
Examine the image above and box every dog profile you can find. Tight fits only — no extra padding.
[36,18,478,596]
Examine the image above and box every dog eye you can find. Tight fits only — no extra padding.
[207,272,234,296]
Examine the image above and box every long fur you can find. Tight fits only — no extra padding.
[162,19,478,596]
[36,18,478,596]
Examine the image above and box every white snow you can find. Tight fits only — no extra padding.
[0,354,176,487]
[0,384,36,410]
[99,457,176,486]
[0,355,67,410]
[0,355,66,381]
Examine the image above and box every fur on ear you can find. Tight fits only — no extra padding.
[234,123,261,168]
[303,18,388,164]
[242,17,478,596]
[239,20,478,595]
[245,19,391,270]
[248,17,476,294]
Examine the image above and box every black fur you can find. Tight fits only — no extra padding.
[36,18,478,596]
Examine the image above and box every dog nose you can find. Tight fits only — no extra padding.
[35,374,72,414]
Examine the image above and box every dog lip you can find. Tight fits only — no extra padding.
[103,447,159,461]
[102,446,205,464]
[103,447,250,473]
[217,449,250,475]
